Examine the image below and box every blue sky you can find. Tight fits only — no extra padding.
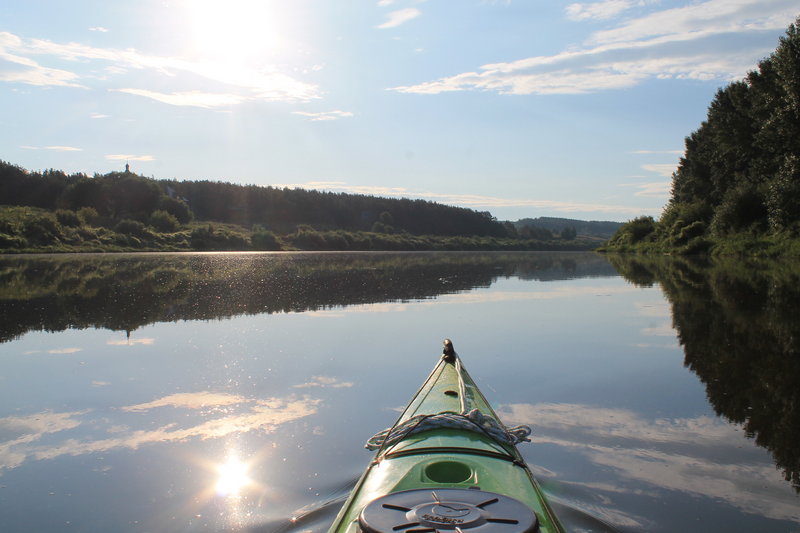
[1,1,797,222]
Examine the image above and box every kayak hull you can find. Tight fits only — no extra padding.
[328,342,564,533]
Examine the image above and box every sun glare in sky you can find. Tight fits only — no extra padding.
[182,0,288,64]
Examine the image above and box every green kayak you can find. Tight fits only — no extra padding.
[328,340,565,533]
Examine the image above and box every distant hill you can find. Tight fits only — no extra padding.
[513,217,623,239]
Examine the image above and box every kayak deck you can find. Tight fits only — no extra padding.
[328,342,564,533]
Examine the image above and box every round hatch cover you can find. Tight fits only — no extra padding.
[358,488,539,533]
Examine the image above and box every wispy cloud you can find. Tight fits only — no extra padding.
[0,31,320,105]
[293,376,354,389]
[20,145,82,152]
[88,27,109,33]
[292,110,354,121]
[630,149,683,155]
[632,182,671,198]
[307,285,640,316]
[107,337,155,346]
[391,1,797,95]
[279,180,660,217]
[0,396,319,471]
[115,88,247,109]
[105,154,154,162]
[122,392,249,412]
[641,163,677,178]
[566,0,644,21]
[47,347,83,354]
[498,402,799,522]
[377,8,422,29]
[0,411,85,470]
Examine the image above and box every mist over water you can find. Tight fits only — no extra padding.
[0,252,797,532]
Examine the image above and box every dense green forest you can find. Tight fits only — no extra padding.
[514,217,622,240]
[603,17,800,256]
[0,160,596,252]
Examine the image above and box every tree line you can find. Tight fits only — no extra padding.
[0,161,601,252]
[604,16,800,255]
[0,161,508,238]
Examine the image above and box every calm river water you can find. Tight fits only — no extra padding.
[0,252,797,533]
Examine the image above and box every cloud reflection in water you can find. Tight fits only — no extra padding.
[0,392,319,471]
[498,403,800,522]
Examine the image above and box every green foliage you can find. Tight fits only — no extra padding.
[189,224,249,250]
[370,221,394,234]
[114,219,149,237]
[518,225,553,240]
[149,210,180,233]
[609,216,656,246]
[77,207,99,226]
[766,155,800,233]
[604,17,800,256]
[710,184,768,235]
[23,213,64,245]
[515,217,622,238]
[55,209,81,227]
[251,225,282,250]
[158,196,193,224]
[560,227,577,240]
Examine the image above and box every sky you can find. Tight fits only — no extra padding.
[1,1,798,222]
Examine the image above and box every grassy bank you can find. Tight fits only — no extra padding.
[598,214,800,258]
[0,206,599,253]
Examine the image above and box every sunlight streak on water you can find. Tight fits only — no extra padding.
[215,454,252,497]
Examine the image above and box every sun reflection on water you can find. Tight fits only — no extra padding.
[215,455,252,497]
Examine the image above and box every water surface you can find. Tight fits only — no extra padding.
[0,252,797,532]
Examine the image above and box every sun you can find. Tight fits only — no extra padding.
[215,455,252,497]
[182,0,287,64]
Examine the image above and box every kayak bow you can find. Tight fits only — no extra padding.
[328,340,564,533]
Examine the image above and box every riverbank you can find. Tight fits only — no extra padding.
[0,206,599,253]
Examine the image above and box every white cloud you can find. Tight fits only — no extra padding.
[498,402,800,522]
[18,145,83,152]
[293,376,354,389]
[0,31,320,104]
[107,337,155,346]
[45,145,82,152]
[633,181,671,198]
[307,285,641,316]
[0,411,85,470]
[90,112,109,119]
[0,32,84,87]
[292,110,355,121]
[47,347,83,354]
[122,392,249,412]
[377,8,422,29]
[566,0,642,21]
[0,396,319,470]
[115,88,247,108]
[105,154,155,162]
[278,180,660,217]
[391,1,798,95]
[89,27,109,33]
[641,163,677,178]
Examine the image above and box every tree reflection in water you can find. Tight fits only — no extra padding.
[609,254,800,492]
[0,252,615,343]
